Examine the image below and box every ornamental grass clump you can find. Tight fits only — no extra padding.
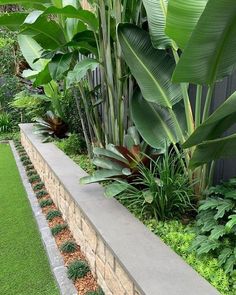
[46,210,62,221]
[67,260,90,281]
[27,169,37,177]
[36,190,48,199]
[51,224,68,236]
[28,174,40,183]
[25,164,34,171]
[60,240,77,253]
[33,182,44,191]
[39,199,53,208]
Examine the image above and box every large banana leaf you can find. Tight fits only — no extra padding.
[22,17,66,50]
[66,58,99,88]
[142,0,176,50]
[184,91,236,148]
[24,5,98,32]
[48,53,73,80]
[0,0,49,3]
[165,0,207,49]
[190,134,236,169]
[131,91,186,149]
[0,13,28,30]
[17,34,48,71]
[173,0,236,84]
[117,23,182,108]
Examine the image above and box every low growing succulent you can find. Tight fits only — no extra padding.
[67,260,90,281]
[36,190,48,199]
[46,210,62,221]
[51,224,68,236]
[28,174,40,183]
[60,240,77,253]
[39,199,53,208]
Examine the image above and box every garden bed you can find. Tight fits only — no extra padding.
[19,123,220,295]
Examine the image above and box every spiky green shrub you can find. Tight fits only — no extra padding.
[20,155,29,162]
[85,288,104,295]
[22,159,32,166]
[26,170,37,177]
[51,224,68,236]
[67,260,90,281]
[60,240,77,253]
[28,174,40,183]
[36,190,48,199]
[33,182,44,191]
[39,199,53,208]
[25,164,34,171]
[46,210,62,221]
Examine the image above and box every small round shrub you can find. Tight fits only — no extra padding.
[25,164,34,171]
[46,210,62,221]
[28,174,40,183]
[18,151,27,156]
[22,159,32,166]
[67,260,90,281]
[60,240,77,253]
[33,182,44,191]
[85,288,104,295]
[51,224,68,236]
[39,199,53,208]
[27,169,37,177]
[20,155,29,162]
[36,190,48,199]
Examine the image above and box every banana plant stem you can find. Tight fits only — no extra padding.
[202,85,214,122]
[195,85,203,128]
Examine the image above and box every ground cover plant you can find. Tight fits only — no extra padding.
[0,143,59,295]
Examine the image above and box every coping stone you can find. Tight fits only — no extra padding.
[10,140,77,295]
[19,124,220,295]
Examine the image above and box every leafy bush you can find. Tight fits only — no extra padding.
[46,210,62,221]
[35,111,68,141]
[51,224,68,236]
[56,134,86,155]
[60,240,77,253]
[191,178,236,275]
[39,199,53,208]
[20,155,29,162]
[36,190,48,199]
[67,260,90,281]
[80,127,159,196]
[70,154,94,174]
[25,164,34,171]
[117,151,194,220]
[85,288,104,295]
[33,182,44,191]
[26,170,37,177]
[28,174,40,183]
[0,112,12,133]
[22,159,31,166]
[145,220,234,295]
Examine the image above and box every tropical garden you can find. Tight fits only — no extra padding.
[1,0,236,294]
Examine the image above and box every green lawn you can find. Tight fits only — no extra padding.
[0,143,59,295]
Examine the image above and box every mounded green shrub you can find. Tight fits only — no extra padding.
[60,240,77,253]
[33,182,44,191]
[51,224,68,236]
[36,190,48,199]
[26,170,37,177]
[46,210,62,221]
[39,199,53,208]
[67,260,90,281]
[28,174,40,183]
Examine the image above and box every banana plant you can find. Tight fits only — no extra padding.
[118,0,236,191]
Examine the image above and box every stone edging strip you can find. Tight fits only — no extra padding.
[10,140,78,295]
